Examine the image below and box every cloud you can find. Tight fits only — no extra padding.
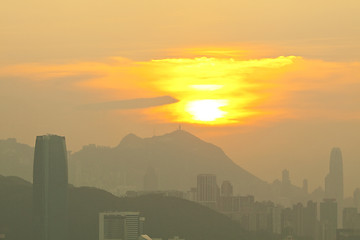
[79,96,178,110]
[1,47,360,126]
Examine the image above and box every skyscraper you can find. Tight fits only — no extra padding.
[353,188,360,212]
[197,174,218,209]
[303,179,308,194]
[33,135,68,240]
[325,147,344,226]
[143,166,158,191]
[221,180,233,197]
[293,203,304,237]
[325,148,344,200]
[281,169,291,198]
[320,199,337,240]
[303,201,318,240]
[99,212,145,240]
[282,169,291,186]
[219,180,234,212]
[342,207,358,229]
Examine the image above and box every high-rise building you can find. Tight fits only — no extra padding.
[219,180,234,212]
[196,174,218,209]
[271,206,282,235]
[219,196,233,212]
[282,207,294,237]
[282,169,291,186]
[303,201,318,240]
[282,169,291,197]
[33,135,68,240]
[337,229,360,240]
[354,188,360,212]
[99,212,145,240]
[143,166,158,191]
[343,208,359,229]
[320,199,338,240]
[303,179,309,194]
[343,207,360,230]
[325,148,344,227]
[221,180,233,197]
[293,203,304,237]
[186,187,197,202]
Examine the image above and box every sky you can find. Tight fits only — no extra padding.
[1,0,360,196]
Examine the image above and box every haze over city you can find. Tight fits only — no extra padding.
[1,1,360,240]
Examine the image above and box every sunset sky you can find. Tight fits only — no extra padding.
[1,0,360,196]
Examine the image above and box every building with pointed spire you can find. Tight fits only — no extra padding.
[325,147,344,227]
[325,148,344,200]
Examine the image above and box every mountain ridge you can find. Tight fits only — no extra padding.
[71,129,270,198]
[0,175,277,240]
[0,130,308,201]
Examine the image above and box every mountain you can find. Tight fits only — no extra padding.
[70,130,271,199]
[0,175,277,240]
[0,138,34,182]
[0,130,308,202]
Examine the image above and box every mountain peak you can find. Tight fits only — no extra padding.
[123,133,141,140]
[118,133,142,147]
[154,129,203,142]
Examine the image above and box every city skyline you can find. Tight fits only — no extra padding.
[1,0,360,199]
[1,132,360,240]
[1,0,360,239]
[0,130,358,197]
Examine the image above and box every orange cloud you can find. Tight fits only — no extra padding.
[140,56,299,124]
[1,47,359,126]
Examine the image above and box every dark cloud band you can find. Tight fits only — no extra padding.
[80,96,178,110]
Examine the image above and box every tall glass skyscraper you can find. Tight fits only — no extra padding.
[33,135,68,240]
[325,148,344,199]
[325,147,344,227]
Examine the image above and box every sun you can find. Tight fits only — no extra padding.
[145,54,298,125]
[185,99,228,122]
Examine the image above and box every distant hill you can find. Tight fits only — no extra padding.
[0,175,277,240]
[70,130,271,199]
[0,138,33,182]
[0,131,309,202]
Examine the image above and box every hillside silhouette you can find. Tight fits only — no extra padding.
[0,175,276,240]
[0,130,309,202]
[70,130,272,198]
[0,138,33,181]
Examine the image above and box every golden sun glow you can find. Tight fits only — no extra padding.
[145,55,299,125]
[190,85,223,91]
[186,99,228,122]
[0,48,301,126]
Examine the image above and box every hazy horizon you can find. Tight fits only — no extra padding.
[2,0,360,198]
[1,125,359,198]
